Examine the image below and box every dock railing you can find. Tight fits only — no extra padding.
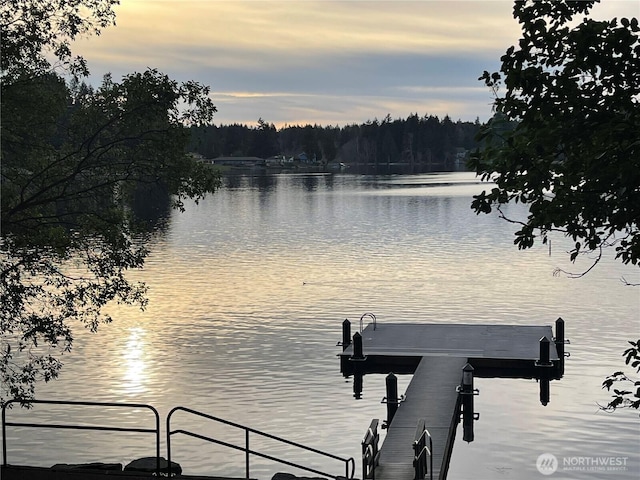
[359,312,377,332]
[413,419,432,480]
[166,406,355,479]
[1,399,161,475]
[361,418,380,479]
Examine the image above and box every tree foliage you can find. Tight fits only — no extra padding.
[469,0,640,273]
[601,340,640,414]
[1,0,119,80]
[470,1,640,416]
[1,0,220,403]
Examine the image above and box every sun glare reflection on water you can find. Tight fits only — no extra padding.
[120,327,148,396]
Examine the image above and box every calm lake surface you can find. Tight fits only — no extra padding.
[4,172,639,480]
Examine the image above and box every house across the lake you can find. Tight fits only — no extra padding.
[211,156,265,167]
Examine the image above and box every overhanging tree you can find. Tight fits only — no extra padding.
[1,0,119,81]
[601,340,640,413]
[1,0,221,402]
[470,0,640,273]
[469,0,639,414]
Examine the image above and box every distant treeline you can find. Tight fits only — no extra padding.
[189,114,482,173]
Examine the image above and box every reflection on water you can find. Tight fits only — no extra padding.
[120,327,148,396]
[4,172,639,479]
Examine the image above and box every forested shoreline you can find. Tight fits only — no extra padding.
[189,114,481,173]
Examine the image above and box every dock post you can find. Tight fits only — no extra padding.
[555,317,565,376]
[350,332,366,399]
[461,363,476,443]
[342,319,352,351]
[539,377,550,406]
[537,336,552,366]
[352,332,365,360]
[536,336,553,405]
[383,373,399,428]
[554,318,565,347]
[353,373,364,400]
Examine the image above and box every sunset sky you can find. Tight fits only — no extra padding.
[74,0,639,128]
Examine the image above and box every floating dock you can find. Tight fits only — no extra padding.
[339,319,566,480]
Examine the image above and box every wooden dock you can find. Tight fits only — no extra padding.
[340,323,562,378]
[340,321,566,480]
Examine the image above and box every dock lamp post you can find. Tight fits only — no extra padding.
[457,363,480,443]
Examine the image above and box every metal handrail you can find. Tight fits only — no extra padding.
[167,406,355,479]
[1,399,161,475]
[361,418,379,480]
[413,419,433,480]
[360,312,377,332]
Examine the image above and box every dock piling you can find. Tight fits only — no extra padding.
[537,336,552,366]
[554,318,566,375]
[351,332,365,360]
[341,319,352,351]
[349,332,367,399]
[536,336,553,405]
[554,318,565,347]
[353,373,364,400]
[539,377,550,406]
[459,363,478,443]
[382,373,399,429]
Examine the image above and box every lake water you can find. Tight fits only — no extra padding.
[3,172,639,480]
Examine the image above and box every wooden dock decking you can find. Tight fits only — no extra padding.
[340,323,562,378]
[339,321,566,480]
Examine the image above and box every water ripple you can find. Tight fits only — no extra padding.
[10,173,638,479]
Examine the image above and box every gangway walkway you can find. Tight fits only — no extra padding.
[374,356,466,480]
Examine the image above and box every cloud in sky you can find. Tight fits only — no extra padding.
[74,0,639,127]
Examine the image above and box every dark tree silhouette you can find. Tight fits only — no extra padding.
[469,0,639,415]
[1,0,220,403]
